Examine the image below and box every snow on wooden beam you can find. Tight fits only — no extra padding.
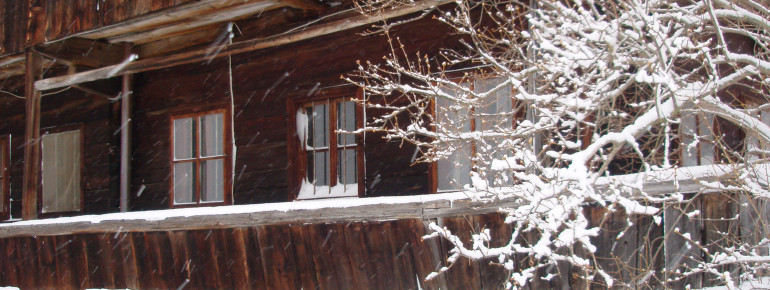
[35,0,453,91]
[0,164,749,238]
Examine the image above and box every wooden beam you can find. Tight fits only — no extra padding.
[74,0,282,40]
[108,0,283,45]
[21,50,41,220]
[37,38,124,68]
[136,25,223,58]
[35,0,452,91]
[0,163,741,238]
[120,43,132,213]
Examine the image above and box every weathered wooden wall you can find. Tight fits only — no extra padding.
[0,199,764,289]
[128,11,460,209]
[0,215,505,289]
[0,81,120,218]
[0,0,197,54]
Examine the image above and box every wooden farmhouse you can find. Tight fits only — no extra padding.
[0,0,764,289]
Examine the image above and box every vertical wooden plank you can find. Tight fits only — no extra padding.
[26,0,46,46]
[288,224,320,290]
[35,236,57,289]
[308,223,356,289]
[362,221,402,289]
[209,230,233,289]
[635,211,665,289]
[257,225,302,290]
[53,235,77,289]
[418,220,452,290]
[167,231,191,289]
[115,232,139,289]
[22,50,41,220]
[244,227,268,289]
[439,216,483,289]
[664,194,703,289]
[387,220,422,290]
[342,222,376,289]
[0,238,20,286]
[96,233,118,288]
[189,230,224,289]
[586,205,639,289]
[82,234,106,289]
[702,192,739,285]
[475,213,513,289]
[69,235,91,289]
[149,232,179,288]
[740,193,770,258]
[227,228,252,289]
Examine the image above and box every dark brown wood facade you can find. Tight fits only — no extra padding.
[0,0,766,289]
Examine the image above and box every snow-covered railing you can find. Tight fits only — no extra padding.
[0,165,749,238]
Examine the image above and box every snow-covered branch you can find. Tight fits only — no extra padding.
[350,0,770,287]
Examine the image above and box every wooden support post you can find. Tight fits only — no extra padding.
[22,50,41,220]
[120,43,132,212]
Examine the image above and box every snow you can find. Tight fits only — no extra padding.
[0,191,476,229]
[297,178,358,199]
[296,109,308,146]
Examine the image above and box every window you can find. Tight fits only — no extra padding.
[435,77,514,191]
[295,98,363,199]
[0,135,9,220]
[680,110,716,166]
[41,129,82,213]
[171,110,231,206]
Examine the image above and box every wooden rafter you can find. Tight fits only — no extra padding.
[72,0,284,40]
[108,0,283,44]
[35,0,452,91]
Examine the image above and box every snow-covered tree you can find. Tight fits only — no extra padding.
[347,0,770,288]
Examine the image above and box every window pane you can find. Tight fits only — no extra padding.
[311,103,329,148]
[41,130,81,213]
[174,162,195,204]
[313,151,329,186]
[200,113,224,157]
[437,142,472,191]
[436,90,471,133]
[201,159,224,202]
[475,78,512,132]
[337,149,357,185]
[337,101,356,147]
[174,117,194,160]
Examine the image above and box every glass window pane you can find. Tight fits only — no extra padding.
[312,103,329,148]
[475,78,512,132]
[337,149,357,185]
[313,151,329,186]
[200,113,224,157]
[174,117,194,160]
[437,142,472,191]
[174,162,195,204]
[337,101,357,147]
[201,159,224,202]
[41,130,81,213]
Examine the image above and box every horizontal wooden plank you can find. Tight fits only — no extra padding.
[0,164,745,238]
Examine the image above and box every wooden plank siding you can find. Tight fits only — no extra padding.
[0,205,756,289]
[0,214,508,289]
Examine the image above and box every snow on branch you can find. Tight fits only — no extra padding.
[350,0,770,288]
